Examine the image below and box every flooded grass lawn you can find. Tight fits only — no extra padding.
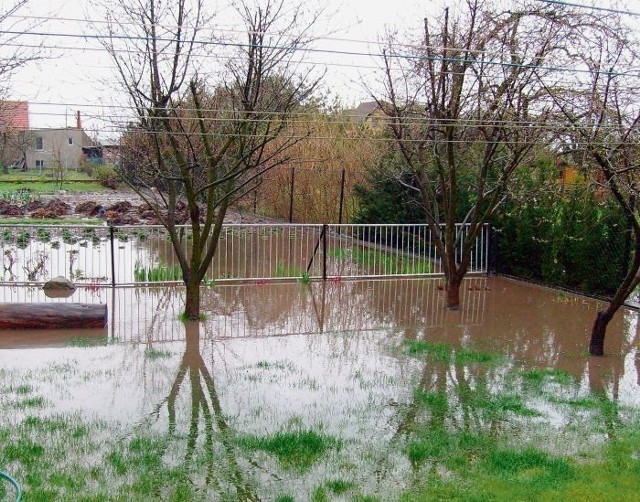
[1,277,639,500]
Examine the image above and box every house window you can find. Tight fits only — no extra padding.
[35,136,43,151]
[68,137,73,145]
[35,160,44,168]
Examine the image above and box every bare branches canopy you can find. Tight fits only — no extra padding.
[94,0,323,318]
[374,0,600,309]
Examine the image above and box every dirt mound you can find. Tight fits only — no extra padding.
[31,208,62,219]
[43,198,70,216]
[105,210,140,226]
[0,201,23,216]
[75,201,102,216]
[107,201,133,213]
[23,200,44,212]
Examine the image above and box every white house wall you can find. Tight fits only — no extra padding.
[26,128,94,170]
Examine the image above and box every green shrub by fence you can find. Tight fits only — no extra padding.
[492,190,627,298]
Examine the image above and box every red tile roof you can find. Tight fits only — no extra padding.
[0,101,29,130]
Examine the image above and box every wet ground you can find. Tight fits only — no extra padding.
[0,277,639,500]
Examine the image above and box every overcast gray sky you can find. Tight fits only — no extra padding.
[4,0,430,140]
[4,0,631,141]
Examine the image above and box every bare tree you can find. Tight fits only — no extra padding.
[373,0,578,309]
[96,0,322,319]
[0,1,42,96]
[547,16,640,356]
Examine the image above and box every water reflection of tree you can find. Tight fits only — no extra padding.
[384,332,635,484]
[151,322,259,500]
[588,354,625,440]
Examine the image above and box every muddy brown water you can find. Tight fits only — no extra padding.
[1,277,636,398]
[0,277,638,498]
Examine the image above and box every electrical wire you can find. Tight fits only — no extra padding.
[2,27,640,78]
[535,0,640,16]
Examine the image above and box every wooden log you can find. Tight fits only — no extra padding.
[0,303,108,329]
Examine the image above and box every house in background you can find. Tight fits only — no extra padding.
[26,112,95,171]
[1,102,97,171]
[350,101,389,132]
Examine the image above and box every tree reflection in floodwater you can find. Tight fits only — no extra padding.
[0,277,639,499]
[146,321,259,500]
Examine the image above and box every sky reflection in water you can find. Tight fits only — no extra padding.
[0,277,638,499]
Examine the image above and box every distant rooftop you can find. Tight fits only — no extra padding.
[352,101,379,121]
[0,101,29,130]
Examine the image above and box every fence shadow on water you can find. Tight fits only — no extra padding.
[0,277,489,345]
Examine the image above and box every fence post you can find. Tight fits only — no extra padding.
[322,223,327,280]
[109,225,116,287]
[338,168,346,225]
[288,166,295,223]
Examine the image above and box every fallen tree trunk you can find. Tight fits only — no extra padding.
[0,303,108,329]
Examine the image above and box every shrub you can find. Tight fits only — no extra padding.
[94,166,119,189]
[492,188,627,297]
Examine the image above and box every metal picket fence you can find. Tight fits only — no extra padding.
[0,222,490,286]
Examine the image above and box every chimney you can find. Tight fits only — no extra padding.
[76,111,82,129]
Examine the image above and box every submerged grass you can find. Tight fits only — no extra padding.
[520,367,574,386]
[1,336,640,501]
[404,340,502,365]
[235,429,341,472]
[350,248,432,275]
[144,348,173,360]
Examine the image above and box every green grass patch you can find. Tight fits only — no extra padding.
[134,264,183,282]
[66,336,108,347]
[350,247,431,275]
[520,368,574,386]
[0,171,104,193]
[3,439,46,467]
[15,396,46,409]
[274,262,305,278]
[404,340,451,363]
[414,389,448,414]
[468,392,540,418]
[485,446,574,483]
[406,428,494,468]
[236,429,341,471]
[404,340,500,366]
[455,347,503,365]
[144,348,173,360]
[14,385,33,395]
[325,478,356,494]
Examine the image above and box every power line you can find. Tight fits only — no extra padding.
[6,12,548,60]
[3,27,640,78]
[0,41,384,72]
[12,123,636,148]
[535,0,640,16]
[5,13,390,49]
[15,105,640,132]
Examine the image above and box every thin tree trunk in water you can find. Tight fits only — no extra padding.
[590,311,608,357]
[446,276,461,310]
[184,279,201,320]
[590,308,616,356]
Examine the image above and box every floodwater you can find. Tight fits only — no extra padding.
[0,276,638,499]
